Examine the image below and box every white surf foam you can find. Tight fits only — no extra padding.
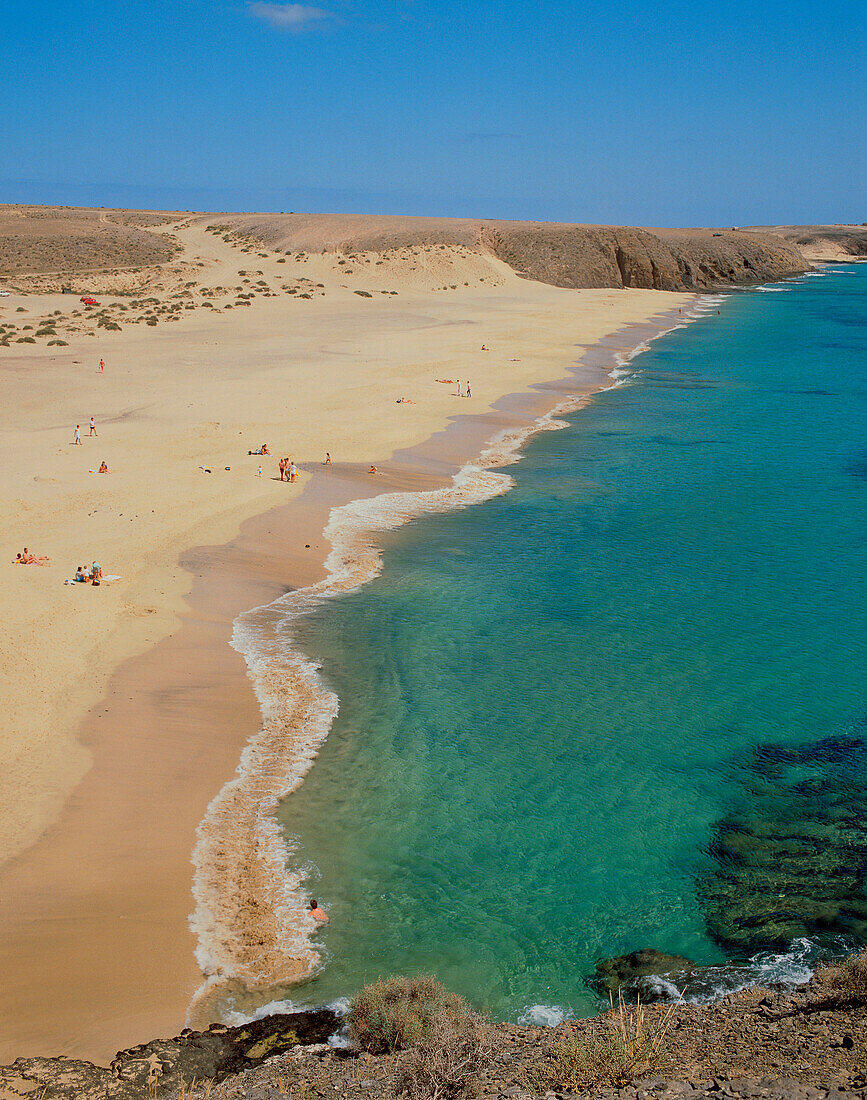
[518,1003,569,1027]
[633,938,821,1006]
[186,305,706,1025]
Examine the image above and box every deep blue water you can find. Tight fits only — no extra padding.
[277,266,867,1020]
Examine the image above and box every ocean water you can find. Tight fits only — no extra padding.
[227,265,867,1023]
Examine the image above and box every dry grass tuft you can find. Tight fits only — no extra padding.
[527,992,678,1090]
[393,1011,492,1100]
[818,949,867,1007]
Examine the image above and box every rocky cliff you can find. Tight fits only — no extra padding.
[208,212,809,291]
[0,205,815,291]
[479,225,806,291]
[2,974,864,1100]
[742,225,867,263]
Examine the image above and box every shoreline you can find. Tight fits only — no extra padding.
[0,292,699,1065]
[187,300,723,1031]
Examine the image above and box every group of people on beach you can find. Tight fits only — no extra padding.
[278,456,298,482]
[435,378,471,397]
[72,419,110,472]
[68,561,103,585]
[15,372,111,579]
[13,547,50,565]
[73,417,98,445]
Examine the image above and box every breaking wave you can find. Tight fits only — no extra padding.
[186,304,701,1026]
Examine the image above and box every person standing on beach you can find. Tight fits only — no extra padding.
[89,417,97,436]
[278,456,286,482]
[466,380,471,398]
[73,424,82,445]
[289,462,297,482]
[456,379,462,397]
[325,452,332,465]
[99,358,105,372]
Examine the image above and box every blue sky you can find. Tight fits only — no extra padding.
[1,0,863,225]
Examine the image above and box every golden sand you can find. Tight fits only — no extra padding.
[0,216,693,1061]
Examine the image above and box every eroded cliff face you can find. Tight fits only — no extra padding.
[0,205,817,295]
[745,224,867,263]
[479,224,807,291]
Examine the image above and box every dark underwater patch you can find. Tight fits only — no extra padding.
[698,732,867,954]
[846,451,867,478]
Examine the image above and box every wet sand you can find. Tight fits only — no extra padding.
[0,306,693,1065]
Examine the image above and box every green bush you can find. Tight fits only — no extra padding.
[347,976,470,1054]
[48,340,68,346]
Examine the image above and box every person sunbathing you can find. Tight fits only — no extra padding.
[261,443,270,455]
[98,461,108,473]
[16,547,49,565]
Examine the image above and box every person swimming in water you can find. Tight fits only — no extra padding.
[308,899,329,923]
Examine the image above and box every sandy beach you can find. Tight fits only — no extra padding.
[0,212,694,1062]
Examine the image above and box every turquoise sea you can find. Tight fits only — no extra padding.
[264,265,867,1021]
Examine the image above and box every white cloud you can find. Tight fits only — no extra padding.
[248,2,335,31]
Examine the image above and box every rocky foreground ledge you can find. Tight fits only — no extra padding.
[1,975,864,1100]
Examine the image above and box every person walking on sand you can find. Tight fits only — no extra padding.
[89,417,97,436]
[308,899,329,924]
[257,465,263,478]
[73,424,82,445]
[466,380,471,398]
[99,358,105,372]
[456,379,462,397]
[325,452,332,465]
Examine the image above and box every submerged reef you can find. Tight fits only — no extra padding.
[700,734,867,952]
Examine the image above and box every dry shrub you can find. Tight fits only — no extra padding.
[819,949,867,1007]
[528,993,677,1090]
[393,1012,491,1100]
[347,975,469,1054]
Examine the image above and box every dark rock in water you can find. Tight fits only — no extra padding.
[0,1008,339,1098]
[699,733,867,953]
[595,948,698,997]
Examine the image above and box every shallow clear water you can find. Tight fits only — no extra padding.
[276,265,867,1020]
